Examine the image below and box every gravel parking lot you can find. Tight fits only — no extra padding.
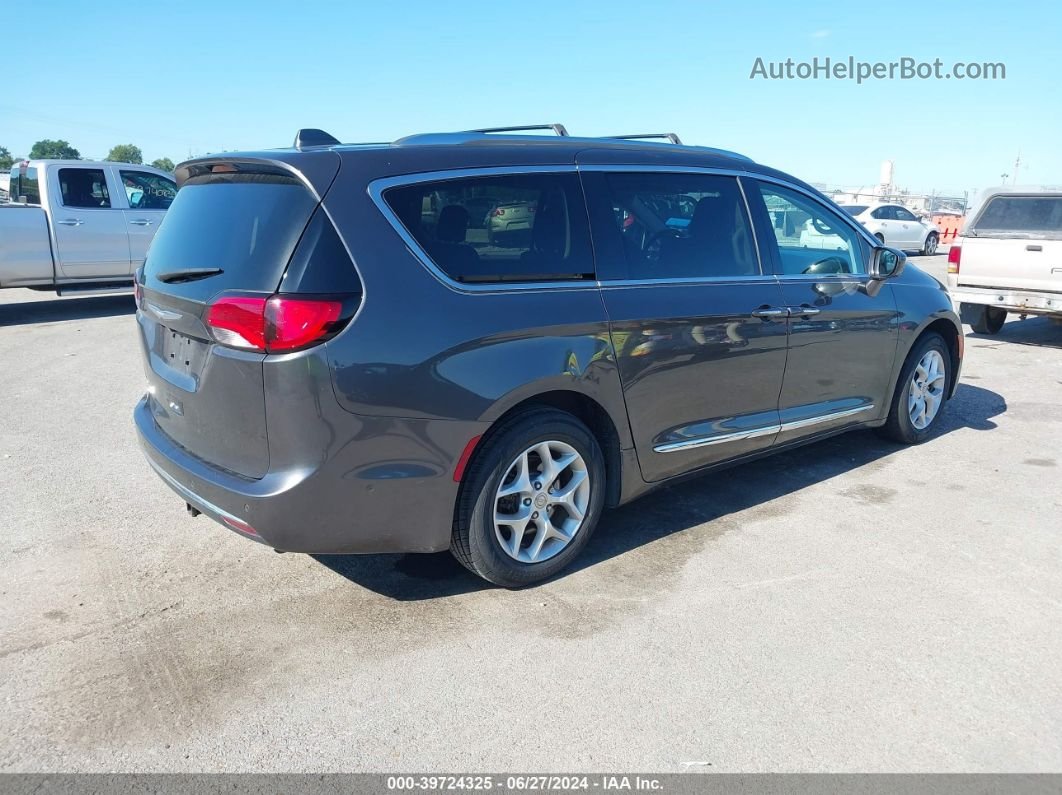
[1,254,1060,772]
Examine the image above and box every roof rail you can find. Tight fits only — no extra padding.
[608,133,683,145]
[469,124,570,137]
[293,128,341,149]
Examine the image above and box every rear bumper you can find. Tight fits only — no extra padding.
[950,285,1062,316]
[134,395,488,554]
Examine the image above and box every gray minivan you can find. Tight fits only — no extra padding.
[134,126,962,587]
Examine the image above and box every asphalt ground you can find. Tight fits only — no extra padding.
[1,254,1060,771]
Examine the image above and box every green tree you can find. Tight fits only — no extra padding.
[150,157,175,172]
[105,143,143,164]
[0,146,13,171]
[29,139,81,160]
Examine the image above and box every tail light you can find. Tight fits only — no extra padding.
[947,246,961,273]
[133,267,144,309]
[205,294,350,353]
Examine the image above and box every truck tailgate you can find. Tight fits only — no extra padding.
[959,237,1062,293]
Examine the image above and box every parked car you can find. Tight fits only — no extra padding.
[134,126,962,587]
[487,199,537,246]
[840,203,940,255]
[1,160,176,294]
[947,187,1062,333]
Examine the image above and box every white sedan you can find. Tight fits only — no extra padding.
[839,203,941,255]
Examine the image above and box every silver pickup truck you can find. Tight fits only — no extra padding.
[1,160,176,295]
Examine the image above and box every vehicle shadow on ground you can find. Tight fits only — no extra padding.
[966,316,1062,350]
[0,295,135,327]
[314,383,1006,601]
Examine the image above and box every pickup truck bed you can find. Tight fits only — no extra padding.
[0,204,56,287]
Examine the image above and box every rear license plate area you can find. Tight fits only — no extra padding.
[159,328,209,381]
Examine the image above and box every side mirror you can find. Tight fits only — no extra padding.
[871,246,906,280]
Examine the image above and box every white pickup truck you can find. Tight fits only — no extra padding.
[1,160,176,295]
[948,187,1062,333]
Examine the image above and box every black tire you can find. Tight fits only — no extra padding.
[450,408,606,588]
[875,233,886,244]
[966,303,1006,335]
[878,332,950,444]
[922,232,939,256]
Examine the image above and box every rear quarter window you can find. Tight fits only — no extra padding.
[971,195,1062,237]
[382,172,594,284]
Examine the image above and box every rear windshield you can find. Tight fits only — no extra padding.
[144,173,318,300]
[383,172,594,283]
[971,195,1062,238]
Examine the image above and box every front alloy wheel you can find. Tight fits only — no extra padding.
[907,349,946,430]
[879,332,950,444]
[922,232,939,256]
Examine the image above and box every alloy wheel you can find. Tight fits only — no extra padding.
[493,440,591,564]
[908,349,946,430]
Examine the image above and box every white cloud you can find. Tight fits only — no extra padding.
[811,29,832,38]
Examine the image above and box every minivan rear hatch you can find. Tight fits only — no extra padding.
[137,155,341,479]
[960,193,1062,293]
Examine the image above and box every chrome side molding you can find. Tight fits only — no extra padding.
[654,404,875,453]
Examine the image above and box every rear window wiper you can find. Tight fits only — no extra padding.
[156,267,224,284]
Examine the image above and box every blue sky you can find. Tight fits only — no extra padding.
[4,0,1058,196]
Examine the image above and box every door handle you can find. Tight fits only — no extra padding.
[128,219,153,226]
[789,305,821,317]
[57,218,83,226]
[751,306,788,320]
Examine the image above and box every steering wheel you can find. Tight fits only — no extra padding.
[647,226,684,247]
[803,256,848,275]
[641,227,683,260]
[811,217,835,235]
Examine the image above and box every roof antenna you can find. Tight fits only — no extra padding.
[294,129,341,149]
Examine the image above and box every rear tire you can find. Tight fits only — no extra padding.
[964,303,1006,334]
[879,332,950,444]
[451,408,606,588]
[875,233,886,244]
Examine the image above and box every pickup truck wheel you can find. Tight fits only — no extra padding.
[450,409,605,588]
[879,332,950,445]
[922,232,939,256]
[965,303,1006,334]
